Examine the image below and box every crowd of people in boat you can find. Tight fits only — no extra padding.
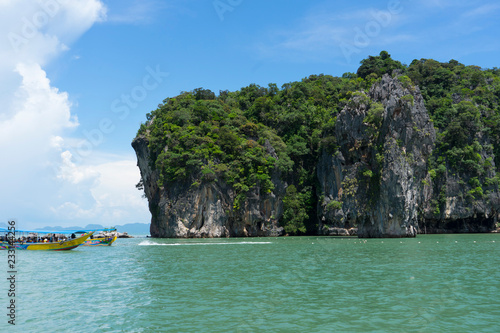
[0,233,77,243]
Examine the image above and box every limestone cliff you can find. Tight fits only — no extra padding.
[132,136,285,238]
[421,171,500,233]
[134,68,500,238]
[420,125,500,233]
[317,74,436,237]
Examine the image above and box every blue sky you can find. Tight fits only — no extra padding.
[1,0,499,229]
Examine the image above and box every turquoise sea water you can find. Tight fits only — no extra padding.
[1,234,500,332]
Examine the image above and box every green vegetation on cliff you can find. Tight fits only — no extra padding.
[406,58,500,213]
[136,51,500,234]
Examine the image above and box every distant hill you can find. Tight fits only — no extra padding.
[39,225,94,231]
[18,223,150,235]
[114,223,150,235]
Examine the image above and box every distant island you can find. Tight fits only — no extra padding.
[0,222,150,235]
[133,51,500,238]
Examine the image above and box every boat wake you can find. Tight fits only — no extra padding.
[138,240,272,246]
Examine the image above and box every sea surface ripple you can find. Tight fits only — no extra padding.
[2,234,500,332]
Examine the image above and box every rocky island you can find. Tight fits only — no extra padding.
[133,52,500,238]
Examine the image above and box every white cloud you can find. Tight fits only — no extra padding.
[1,1,106,67]
[255,4,409,63]
[463,3,500,17]
[106,0,166,24]
[51,154,148,223]
[418,0,455,8]
[58,150,99,185]
[255,1,500,66]
[0,63,77,175]
[0,1,149,229]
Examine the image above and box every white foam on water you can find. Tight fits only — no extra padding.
[138,240,272,246]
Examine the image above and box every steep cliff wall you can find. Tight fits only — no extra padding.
[134,60,500,238]
[317,74,436,237]
[132,135,285,238]
[420,121,500,233]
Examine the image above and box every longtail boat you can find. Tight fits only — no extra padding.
[0,229,94,251]
[83,228,118,246]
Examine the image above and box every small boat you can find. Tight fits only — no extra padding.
[83,228,118,246]
[0,229,94,251]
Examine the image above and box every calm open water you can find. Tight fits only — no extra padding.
[1,234,500,332]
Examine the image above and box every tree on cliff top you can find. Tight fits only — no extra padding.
[357,51,406,79]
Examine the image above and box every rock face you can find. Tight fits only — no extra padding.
[134,73,500,238]
[132,136,285,238]
[420,141,500,234]
[317,74,436,237]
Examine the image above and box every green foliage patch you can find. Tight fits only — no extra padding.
[136,51,500,232]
